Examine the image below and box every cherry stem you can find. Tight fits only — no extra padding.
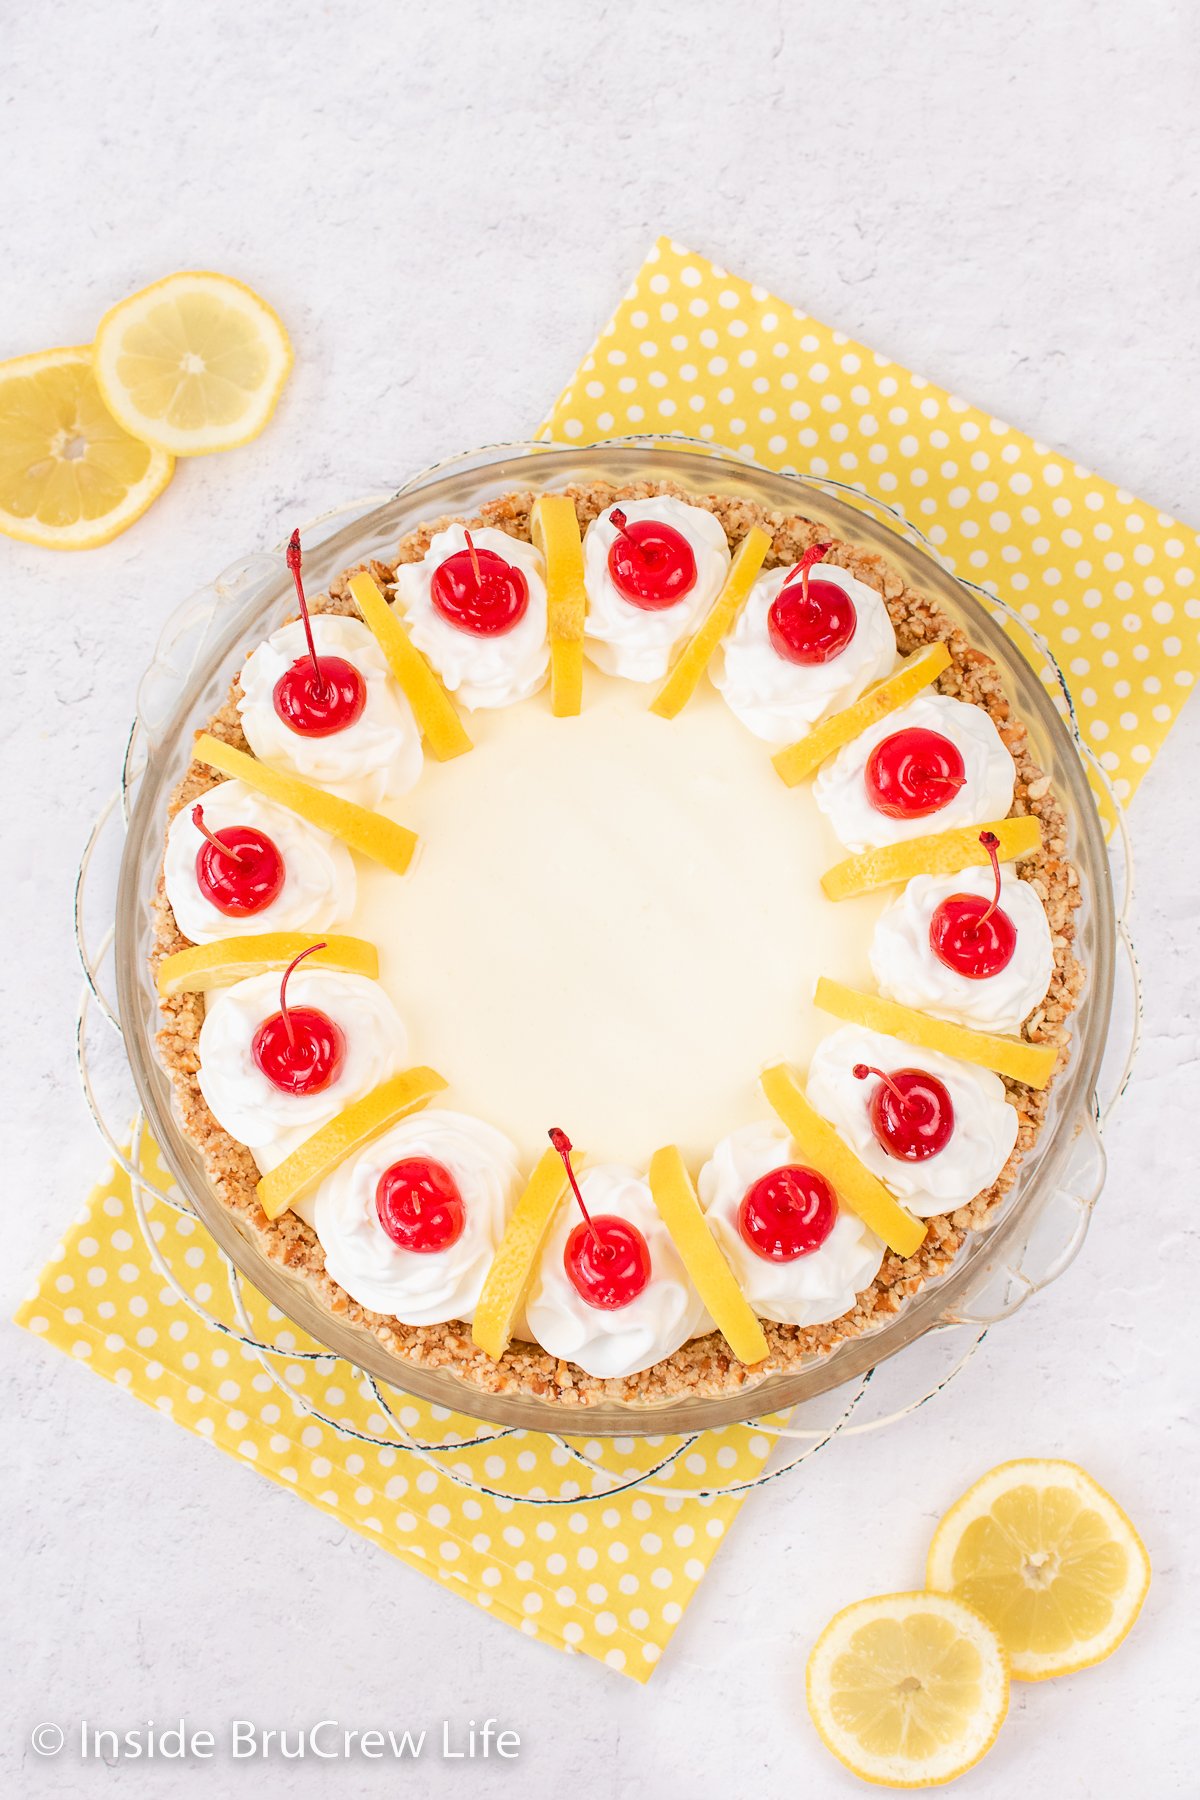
[977,830,1003,929]
[853,1062,912,1114]
[463,528,483,588]
[796,539,833,607]
[191,802,248,864]
[276,941,327,1053]
[548,1127,606,1256]
[286,529,327,700]
[609,507,644,566]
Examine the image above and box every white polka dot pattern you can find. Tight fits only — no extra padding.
[543,238,1199,806]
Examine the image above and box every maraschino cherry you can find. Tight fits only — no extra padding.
[767,541,858,665]
[738,1165,837,1261]
[606,507,697,610]
[191,801,284,917]
[251,943,346,1096]
[375,1157,465,1254]
[853,1062,955,1162]
[430,529,529,636]
[271,529,367,737]
[549,1127,651,1311]
[866,726,966,819]
[929,830,1018,980]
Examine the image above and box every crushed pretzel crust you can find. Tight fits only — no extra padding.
[151,481,1083,1407]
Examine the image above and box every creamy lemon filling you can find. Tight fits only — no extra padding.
[349,673,889,1170]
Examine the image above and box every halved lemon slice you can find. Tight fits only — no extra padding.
[156,933,378,998]
[472,1145,574,1360]
[93,272,292,456]
[530,494,588,717]
[821,815,1042,901]
[647,1145,769,1364]
[256,1066,447,1220]
[926,1459,1151,1681]
[0,346,173,549]
[807,1591,1009,1788]
[814,977,1059,1089]
[348,571,472,759]
[650,524,771,719]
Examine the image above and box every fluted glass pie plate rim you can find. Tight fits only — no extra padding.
[112,437,1123,1435]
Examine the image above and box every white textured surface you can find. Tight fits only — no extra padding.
[3,3,1197,1794]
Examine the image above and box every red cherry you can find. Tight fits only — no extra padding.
[375,1157,465,1253]
[853,1063,955,1162]
[271,530,368,737]
[866,726,966,819]
[737,1164,837,1261]
[192,803,284,917]
[563,1217,652,1311]
[430,529,529,636]
[549,1126,651,1311]
[929,831,1017,980]
[767,542,857,665]
[606,507,697,610]
[251,943,346,1096]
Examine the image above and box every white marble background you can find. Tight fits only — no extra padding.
[3,3,1197,1795]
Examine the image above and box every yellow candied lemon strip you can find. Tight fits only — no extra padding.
[256,1066,447,1221]
[814,977,1059,1089]
[472,1146,574,1360]
[347,570,472,759]
[647,1145,770,1365]
[650,524,772,719]
[821,814,1042,901]
[193,734,418,874]
[759,1062,926,1258]
[772,642,952,785]
[530,494,587,717]
[157,932,378,998]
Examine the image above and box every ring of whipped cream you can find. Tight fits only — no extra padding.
[581,497,732,682]
[239,615,423,808]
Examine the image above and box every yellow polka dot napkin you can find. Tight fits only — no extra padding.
[543,238,1199,803]
[19,237,1198,1682]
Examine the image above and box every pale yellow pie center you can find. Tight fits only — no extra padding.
[353,673,886,1167]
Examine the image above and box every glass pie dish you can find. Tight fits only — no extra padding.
[110,439,1133,1435]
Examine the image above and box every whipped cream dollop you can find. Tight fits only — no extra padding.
[871,867,1055,1033]
[393,524,549,708]
[311,1109,519,1324]
[699,1122,884,1326]
[806,1025,1019,1216]
[238,614,423,808]
[163,778,356,945]
[197,970,406,1171]
[813,691,1016,853]
[525,1164,710,1379]
[582,497,731,682]
[713,562,897,743]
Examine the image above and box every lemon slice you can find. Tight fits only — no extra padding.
[472,1146,574,1360]
[773,642,952,785]
[530,494,588,717]
[650,524,771,719]
[348,571,472,759]
[760,1062,926,1258]
[822,815,1042,901]
[927,1460,1151,1681]
[647,1145,769,1364]
[193,734,418,874]
[0,346,174,549]
[256,1066,447,1220]
[814,977,1059,1089]
[93,272,292,456]
[807,1591,1009,1787]
[156,933,378,998]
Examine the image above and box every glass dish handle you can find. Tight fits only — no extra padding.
[942,1113,1107,1326]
